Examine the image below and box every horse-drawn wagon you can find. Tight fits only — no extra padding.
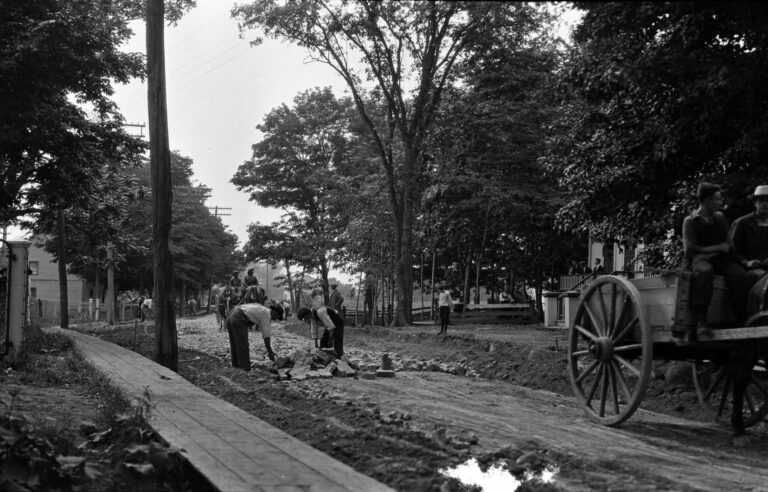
[568,272,768,436]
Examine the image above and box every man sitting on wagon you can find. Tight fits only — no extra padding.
[730,185,768,314]
[682,182,751,342]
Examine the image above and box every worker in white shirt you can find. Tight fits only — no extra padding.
[438,284,454,335]
[225,295,281,370]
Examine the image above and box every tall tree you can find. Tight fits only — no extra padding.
[542,2,768,263]
[422,21,574,311]
[0,0,144,223]
[233,0,548,324]
[232,87,352,300]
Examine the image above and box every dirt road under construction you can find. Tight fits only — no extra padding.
[93,317,768,491]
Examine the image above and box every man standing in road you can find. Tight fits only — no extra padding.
[225,301,280,370]
[329,283,344,314]
[437,284,454,335]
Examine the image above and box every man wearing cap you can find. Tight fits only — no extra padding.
[683,182,751,342]
[731,185,768,313]
[225,300,280,370]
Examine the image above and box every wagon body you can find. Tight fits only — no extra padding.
[567,273,768,426]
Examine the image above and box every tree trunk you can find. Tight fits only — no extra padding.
[535,268,544,320]
[94,265,101,312]
[355,271,362,326]
[380,271,386,327]
[56,210,69,329]
[320,257,329,305]
[462,244,472,307]
[106,244,114,324]
[147,0,177,371]
[393,149,417,326]
[430,248,436,320]
[475,203,491,304]
[420,251,424,321]
[284,259,295,311]
[473,247,482,305]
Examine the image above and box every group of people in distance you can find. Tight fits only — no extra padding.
[682,183,768,343]
[568,258,605,275]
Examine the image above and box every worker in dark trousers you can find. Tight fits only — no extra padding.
[297,306,345,357]
[226,300,280,370]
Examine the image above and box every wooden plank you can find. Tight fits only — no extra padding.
[51,328,394,492]
[651,325,768,343]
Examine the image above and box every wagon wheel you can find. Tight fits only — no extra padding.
[693,359,768,428]
[568,276,653,426]
[693,316,768,429]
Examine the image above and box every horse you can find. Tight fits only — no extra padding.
[728,274,768,444]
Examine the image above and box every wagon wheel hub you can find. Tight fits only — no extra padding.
[589,337,614,362]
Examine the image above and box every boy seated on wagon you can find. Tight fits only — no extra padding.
[682,182,752,342]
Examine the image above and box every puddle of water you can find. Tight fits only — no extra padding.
[440,458,558,492]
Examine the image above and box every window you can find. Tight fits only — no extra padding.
[30,287,37,299]
[28,261,39,275]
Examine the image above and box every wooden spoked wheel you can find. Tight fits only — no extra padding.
[568,276,653,425]
[693,312,768,428]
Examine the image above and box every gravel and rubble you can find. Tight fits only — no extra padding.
[75,313,768,491]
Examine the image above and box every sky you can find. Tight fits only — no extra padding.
[112,2,580,284]
[6,1,580,282]
[112,0,349,250]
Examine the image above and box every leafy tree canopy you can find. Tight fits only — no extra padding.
[542,2,768,253]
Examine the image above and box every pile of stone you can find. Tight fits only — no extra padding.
[273,347,358,381]
[272,350,402,382]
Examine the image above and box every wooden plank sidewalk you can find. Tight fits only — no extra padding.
[51,327,393,492]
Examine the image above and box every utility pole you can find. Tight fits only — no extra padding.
[205,205,231,312]
[147,0,177,371]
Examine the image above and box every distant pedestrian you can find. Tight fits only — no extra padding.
[281,299,291,320]
[438,284,454,335]
[364,278,374,324]
[186,298,198,316]
[225,302,280,371]
[330,283,344,313]
[592,258,605,274]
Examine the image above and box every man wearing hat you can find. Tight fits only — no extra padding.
[731,185,768,314]
[731,185,768,279]
[682,182,751,342]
